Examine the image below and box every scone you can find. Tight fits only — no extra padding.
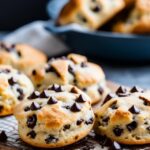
[30,53,109,104]
[0,42,47,75]
[113,0,150,34]
[0,65,34,116]
[58,0,125,30]
[95,86,150,145]
[14,84,94,148]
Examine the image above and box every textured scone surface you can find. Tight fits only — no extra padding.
[95,89,150,145]
[58,0,125,30]
[113,0,150,34]
[14,84,94,148]
[0,65,34,116]
[0,42,47,75]
[30,53,109,104]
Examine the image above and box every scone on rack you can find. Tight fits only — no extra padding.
[57,0,125,30]
[0,42,47,75]
[0,65,34,116]
[113,0,150,34]
[95,86,150,145]
[30,53,109,104]
[14,84,94,148]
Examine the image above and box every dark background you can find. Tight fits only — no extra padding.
[0,0,49,30]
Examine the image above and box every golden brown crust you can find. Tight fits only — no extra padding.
[58,0,125,30]
[30,53,109,104]
[95,91,150,145]
[14,85,94,148]
[68,53,87,64]
[113,0,150,34]
[0,42,47,75]
[0,65,34,116]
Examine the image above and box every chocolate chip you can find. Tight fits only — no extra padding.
[98,86,104,95]
[76,95,86,103]
[24,106,30,112]
[112,141,121,150]
[113,127,123,136]
[85,118,94,125]
[28,91,40,100]
[117,93,130,97]
[32,70,36,76]
[45,65,60,77]
[75,135,79,140]
[139,96,150,106]
[116,86,127,94]
[81,62,87,68]
[45,65,54,73]
[82,88,87,92]
[8,77,17,86]
[0,69,10,74]
[48,84,57,91]
[55,85,63,92]
[40,91,49,98]
[103,93,116,105]
[63,105,70,110]
[48,84,63,92]
[70,87,78,94]
[0,131,7,142]
[68,65,74,75]
[27,114,37,129]
[130,86,143,93]
[0,43,15,52]
[27,130,36,139]
[45,135,58,144]
[102,116,110,123]
[116,86,130,97]
[73,79,77,85]
[0,105,3,113]
[63,124,70,131]
[126,121,137,131]
[147,126,150,131]
[129,105,140,114]
[78,14,87,23]
[91,6,101,12]
[47,97,58,105]
[70,103,81,112]
[30,102,41,111]
[17,88,24,101]
[17,51,22,57]
[76,119,84,125]
[110,101,118,109]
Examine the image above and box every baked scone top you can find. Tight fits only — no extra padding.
[0,65,34,116]
[0,42,47,75]
[95,86,150,145]
[113,0,150,34]
[58,0,125,30]
[14,84,94,148]
[30,53,105,89]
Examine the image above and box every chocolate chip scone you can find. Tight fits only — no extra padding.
[113,0,150,34]
[14,84,94,148]
[57,0,125,30]
[30,53,109,104]
[95,86,150,145]
[0,42,47,75]
[0,65,34,116]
